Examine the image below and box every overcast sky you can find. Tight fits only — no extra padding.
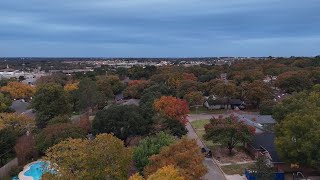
[1,0,319,57]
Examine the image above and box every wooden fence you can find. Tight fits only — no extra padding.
[0,157,18,179]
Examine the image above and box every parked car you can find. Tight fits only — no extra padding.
[201,147,212,158]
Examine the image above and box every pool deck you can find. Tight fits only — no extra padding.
[18,160,42,180]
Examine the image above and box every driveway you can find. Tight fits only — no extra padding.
[186,121,226,180]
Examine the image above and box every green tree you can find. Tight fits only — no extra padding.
[259,99,276,115]
[275,99,320,168]
[44,134,132,180]
[32,83,71,128]
[151,115,187,138]
[92,105,150,141]
[0,93,12,112]
[0,127,17,166]
[36,123,85,154]
[250,156,274,180]
[272,92,310,122]
[107,75,125,94]
[204,115,255,155]
[47,115,70,125]
[275,71,312,93]
[96,76,114,99]
[184,91,204,106]
[78,78,105,111]
[133,132,175,173]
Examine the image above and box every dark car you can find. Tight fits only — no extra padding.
[201,147,212,158]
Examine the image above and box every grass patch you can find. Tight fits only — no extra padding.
[220,163,252,175]
[190,119,217,149]
[189,106,226,114]
[190,119,209,129]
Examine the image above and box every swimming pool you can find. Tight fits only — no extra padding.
[24,161,48,180]
[18,161,53,180]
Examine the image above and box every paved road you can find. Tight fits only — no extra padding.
[186,121,226,180]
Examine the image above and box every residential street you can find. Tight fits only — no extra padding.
[186,121,226,180]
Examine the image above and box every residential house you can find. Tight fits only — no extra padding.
[204,96,246,110]
[246,133,317,177]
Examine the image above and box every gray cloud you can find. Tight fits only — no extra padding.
[0,0,319,57]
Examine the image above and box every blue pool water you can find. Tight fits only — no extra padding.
[23,161,50,180]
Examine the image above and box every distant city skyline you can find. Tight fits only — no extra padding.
[1,0,319,57]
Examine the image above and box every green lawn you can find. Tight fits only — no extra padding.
[189,106,226,114]
[220,163,252,175]
[190,119,217,149]
[190,119,209,129]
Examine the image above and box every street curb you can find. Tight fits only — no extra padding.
[187,121,228,180]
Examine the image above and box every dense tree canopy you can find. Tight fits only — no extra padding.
[1,82,35,99]
[124,80,150,99]
[0,127,17,165]
[275,92,320,168]
[32,83,70,128]
[96,75,114,99]
[106,75,125,94]
[0,92,12,112]
[275,71,312,93]
[130,165,184,180]
[36,123,86,153]
[243,80,273,108]
[78,78,104,111]
[44,134,132,180]
[0,113,35,133]
[133,132,175,173]
[92,105,150,141]
[153,96,189,125]
[144,138,206,179]
[272,92,312,122]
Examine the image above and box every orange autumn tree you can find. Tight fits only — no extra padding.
[1,82,35,99]
[129,165,184,180]
[153,96,189,124]
[144,138,206,179]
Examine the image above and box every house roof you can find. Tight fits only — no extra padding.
[251,133,282,163]
[122,99,140,106]
[207,98,228,105]
[230,99,243,105]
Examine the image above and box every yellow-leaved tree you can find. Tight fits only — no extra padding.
[1,81,35,99]
[63,82,79,92]
[130,165,184,180]
[0,113,35,132]
[43,133,132,180]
